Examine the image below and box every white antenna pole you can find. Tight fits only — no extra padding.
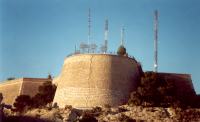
[121,24,124,46]
[88,8,91,53]
[105,19,108,54]
[154,10,158,72]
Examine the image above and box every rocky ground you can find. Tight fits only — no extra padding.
[2,105,200,122]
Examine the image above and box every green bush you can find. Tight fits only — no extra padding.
[47,73,52,79]
[13,95,31,112]
[128,71,178,107]
[31,81,57,108]
[13,80,57,111]
[128,91,142,106]
[117,45,126,55]
[7,77,15,81]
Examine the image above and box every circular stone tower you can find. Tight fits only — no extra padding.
[53,54,140,108]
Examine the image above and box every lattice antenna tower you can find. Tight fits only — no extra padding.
[88,8,91,53]
[105,19,108,53]
[121,24,124,46]
[154,10,158,72]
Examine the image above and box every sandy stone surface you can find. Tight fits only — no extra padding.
[2,105,200,122]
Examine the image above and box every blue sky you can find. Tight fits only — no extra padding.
[0,0,200,94]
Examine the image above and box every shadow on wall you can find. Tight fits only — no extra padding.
[109,56,140,107]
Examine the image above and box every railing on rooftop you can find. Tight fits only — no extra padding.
[66,50,136,61]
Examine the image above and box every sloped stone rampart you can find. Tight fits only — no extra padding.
[158,73,196,95]
[0,78,23,105]
[0,78,51,105]
[52,76,60,86]
[53,54,141,108]
[21,78,52,97]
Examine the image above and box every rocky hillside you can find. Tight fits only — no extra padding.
[3,105,200,122]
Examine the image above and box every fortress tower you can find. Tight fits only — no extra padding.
[0,54,196,108]
[52,54,141,108]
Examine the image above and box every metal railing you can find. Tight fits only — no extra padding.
[66,50,136,61]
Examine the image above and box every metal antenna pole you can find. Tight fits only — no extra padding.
[75,45,76,54]
[105,19,108,54]
[154,10,158,72]
[88,8,91,53]
[121,24,124,46]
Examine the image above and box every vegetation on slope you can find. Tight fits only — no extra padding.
[13,80,57,112]
[7,77,15,80]
[128,71,200,121]
[128,71,177,107]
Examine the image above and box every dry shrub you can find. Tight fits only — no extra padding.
[65,105,72,110]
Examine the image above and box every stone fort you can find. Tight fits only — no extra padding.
[0,54,196,108]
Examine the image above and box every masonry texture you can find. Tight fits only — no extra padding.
[52,76,60,86]
[158,73,196,96]
[0,54,197,108]
[0,78,51,105]
[53,54,141,108]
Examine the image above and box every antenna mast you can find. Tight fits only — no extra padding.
[154,10,158,72]
[88,8,91,53]
[75,45,76,54]
[121,24,124,46]
[105,19,108,53]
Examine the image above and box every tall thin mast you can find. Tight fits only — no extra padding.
[75,45,76,54]
[154,10,158,72]
[88,8,91,53]
[121,24,124,46]
[105,19,108,53]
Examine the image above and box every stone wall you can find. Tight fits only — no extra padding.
[21,78,52,97]
[53,54,140,108]
[52,76,60,86]
[0,78,23,105]
[158,73,196,96]
[0,78,51,105]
